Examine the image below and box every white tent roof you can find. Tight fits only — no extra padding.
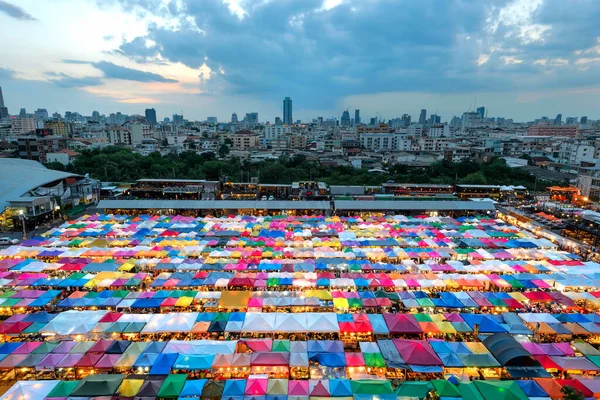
[162,340,237,355]
[142,312,198,333]
[274,313,307,333]
[0,380,60,400]
[242,313,277,332]
[306,313,339,333]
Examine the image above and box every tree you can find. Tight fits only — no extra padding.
[188,140,197,150]
[561,385,584,400]
[218,144,230,158]
[224,138,233,146]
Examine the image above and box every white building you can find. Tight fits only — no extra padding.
[360,132,413,152]
[427,124,450,138]
[264,125,291,141]
[130,122,152,145]
[558,141,597,165]
[10,118,36,136]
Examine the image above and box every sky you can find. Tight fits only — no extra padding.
[1,0,600,123]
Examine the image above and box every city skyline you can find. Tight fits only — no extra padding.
[1,0,600,121]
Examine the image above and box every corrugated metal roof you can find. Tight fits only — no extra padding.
[334,200,496,211]
[97,199,331,210]
[0,159,81,211]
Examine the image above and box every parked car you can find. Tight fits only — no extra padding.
[0,237,19,245]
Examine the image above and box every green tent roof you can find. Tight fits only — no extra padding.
[46,380,80,397]
[351,380,394,395]
[432,380,461,397]
[157,374,187,398]
[71,374,125,397]
[396,381,434,399]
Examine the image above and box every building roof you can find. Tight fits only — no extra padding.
[0,158,81,211]
[97,200,331,210]
[334,200,495,211]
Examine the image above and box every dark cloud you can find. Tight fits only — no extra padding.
[0,0,37,21]
[106,0,600,109]
[46,72,104,88]
[91,61,177,83]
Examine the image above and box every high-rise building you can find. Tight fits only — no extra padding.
[274,117,283,125]
[581,116,588,125]
[92,111,100,122]
[428,114,441,124]
[401,114,411,127]
[19,108,27,117]
[145,108,157,126]
[565,117,578,125]
[34,109,48,120]
[419,109,427,124]
[477,106,485,120]
[354,109,360,125]
[340,110,351,127]
[172,114,184,124]
[207,117,218,124]
[283,97,292,125]
[0,87,8,120]
[231,113,238,123]
[245,112,258,124]
[554,113,562,126]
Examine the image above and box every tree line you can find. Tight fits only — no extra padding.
[45,147,557,189]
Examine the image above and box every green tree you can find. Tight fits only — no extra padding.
[218,144,230,158]
[561,385,584,400]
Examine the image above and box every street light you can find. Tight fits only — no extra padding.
[18,210,26,241]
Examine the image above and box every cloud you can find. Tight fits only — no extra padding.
[91,61,178,83]
[61,59,92,65]
[46,72,104,88]
[0,0,37,21]
[0,67,15,79]
[100,0,600,110]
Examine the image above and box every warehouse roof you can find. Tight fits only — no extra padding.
[97,200,331,210]
[0,159,81,211]
[334,200,496,211]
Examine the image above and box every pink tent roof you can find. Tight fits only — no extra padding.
[245,379,268,395]
[288,380,309,395]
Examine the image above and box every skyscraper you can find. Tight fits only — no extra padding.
[0,87,8,120]
[419,109,427,124]
[477,106,485,120]
[554,114,562,125]
[231,113,238,123]
[283,97,292,125]
[581,116,588,125]
[340,110,351,127]
[19,108,27,117]
[354,109,360,125]
[145,108,157,126]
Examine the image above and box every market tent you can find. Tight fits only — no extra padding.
[432,380,461,398]
[482,333,539,367]
[515,380,549,398]
[174,354,215,370]
[117,378,144,397]
[180,379,208,397]
[350,380,395,395]
[157,374,187,398]
[396,381,434,399]
[473,381,529,400]
[45,380,80,398]
[0,380,58,400]
[70,374,125,397]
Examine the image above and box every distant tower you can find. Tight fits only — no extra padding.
[283,97,292,125]
[477,106,485,120]
[419,109,427,124]
[145,108,157,126]
[341,110,351,127]
[231,113,238,123]
[0,87,8,120]
[554,113,562,126]
[19,108,27,117]
[354,109,360,125]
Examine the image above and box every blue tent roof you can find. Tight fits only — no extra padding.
[179,379,207,397]
[150,352,178,374]
[223,379,247,396]
[174,354,215,370]
[516,380,549,397]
